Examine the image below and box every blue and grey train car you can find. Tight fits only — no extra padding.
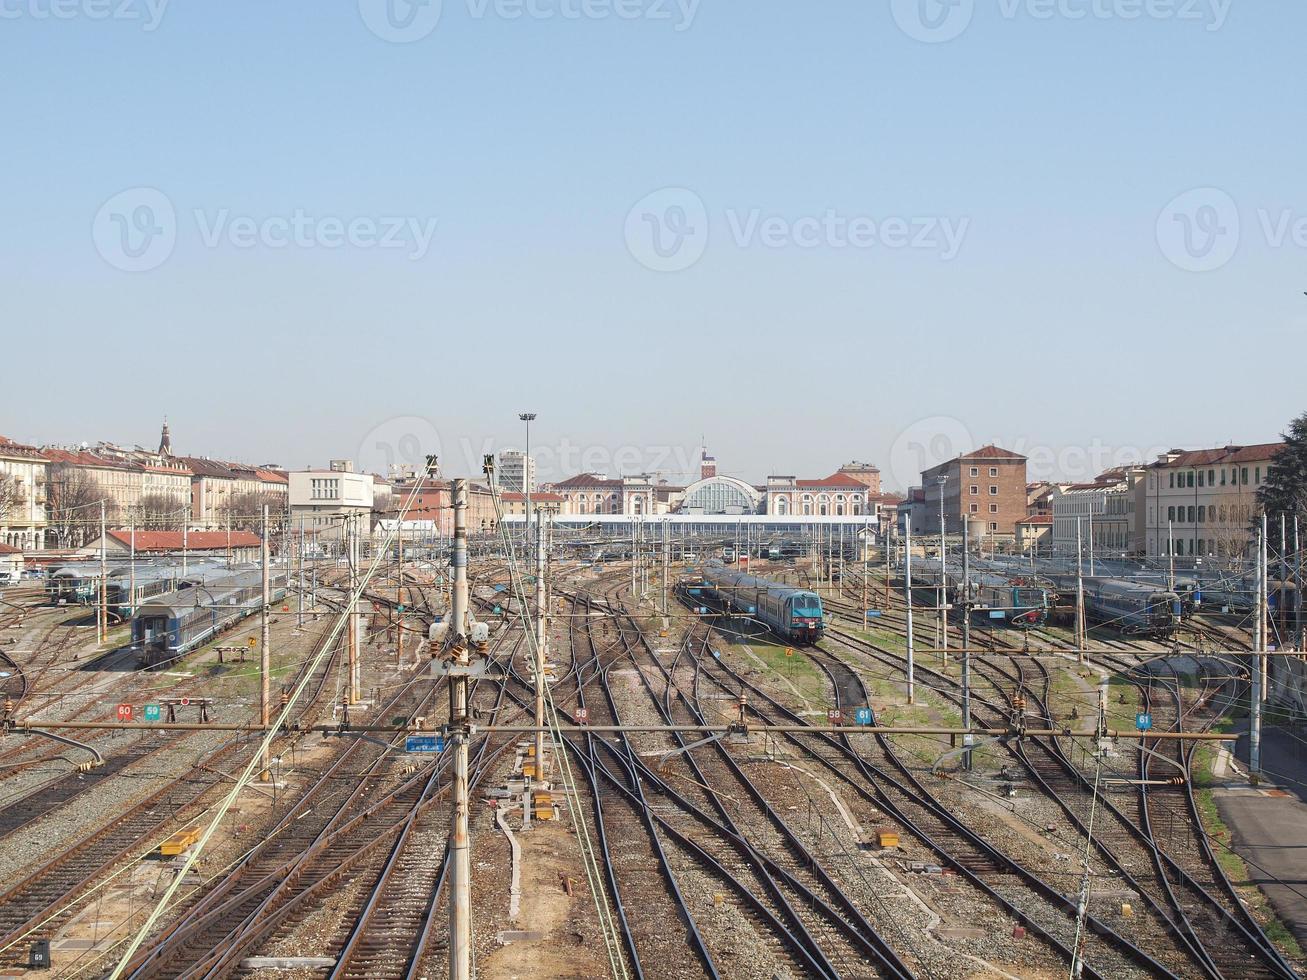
[1052,576,1181,636]
[131,569,288,667]
[104,561,236,621]
[687,565,825,645]
[46,563,104,605]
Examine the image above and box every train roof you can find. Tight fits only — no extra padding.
[132,569,284,619]
[696,565,819,599]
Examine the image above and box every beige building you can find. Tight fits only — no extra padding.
[289,468,376,547]
[0,437,49,551]
[1051,467,1144,557]
[1140,443,1283,560]
[1015,514,1053,554]
[184,457,289,529]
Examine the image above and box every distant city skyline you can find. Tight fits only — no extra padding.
[4,413,1293,494]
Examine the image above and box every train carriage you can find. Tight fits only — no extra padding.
[132,568,288,667]
[687,565,825,645]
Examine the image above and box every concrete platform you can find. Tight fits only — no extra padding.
[1216,723,1307,948]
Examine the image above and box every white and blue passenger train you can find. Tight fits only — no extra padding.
[683,564,825,645]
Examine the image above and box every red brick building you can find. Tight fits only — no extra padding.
[921,445,1028,539]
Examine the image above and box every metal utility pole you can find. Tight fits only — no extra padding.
[937,476,948,667]
[260,504,271,781]
[1075,516,1086,664]
[98,500,107,645]
[631,517,637,598]
[1087,510,1095,576]
[1280,513,1289,646]
[662,519,670,625]
[128,519,135,620]
[1251,516,1264,777]
[397,531,404,660]
[1167,520,1175,591]
[519,413,536,552]
[448,479,473,980]
[182,520,189,576]
[297,517,305,628]
[962,518,972,770]
[534,507,548,788]
[904,518,915,705]
[348,513,360,703]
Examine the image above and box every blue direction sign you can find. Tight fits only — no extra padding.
[143,704,161,722]
[494,584,507,593]
[397,604,405,613]
[988,610,1007,619]
[406,734,444,753]
[865,610,882,620]
[1136,713,1153,732]
[855,707,873,726]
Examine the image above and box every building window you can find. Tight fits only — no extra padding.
[1168,506,1175,521]
[1197,471,1204,487]
[989,503,997,513]
[1241,467,1249,484]
[1255,466,1261,483]
[1198,538,1206,554]
[1208,469,1215,486]
[989,467,997,477]
[989,486,998,496]
[1187,506,1195,523]
[1220,470,1227,486]
[1187,472,1194,488]
[989,522,998,531]
[1169,473,1175,488]
[969,503,978,513]
[969,466,978,476]
[969,485,978,495]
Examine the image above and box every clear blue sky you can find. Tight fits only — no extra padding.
[3,0,1302,490]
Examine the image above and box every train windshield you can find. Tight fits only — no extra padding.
[791,594,822,618]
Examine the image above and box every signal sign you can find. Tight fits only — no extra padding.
[116,703,133,722]
[576,707,589,725]
[405,734,443,753]
[827,709,843,725]
[180,697,190,707]
[247,636,258,648]
[855,707,873,726]
[144,703,161,722]
[785,648,794,658]
[1136,713,1153,731]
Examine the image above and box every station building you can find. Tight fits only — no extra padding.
[0,436,49,552]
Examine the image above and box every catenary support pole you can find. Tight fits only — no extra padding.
[1251,516,1264,777]
[98,500,107,646]
[260,504,271,781]
[904,517,915,705]
[449,479,472,980]
[1075,516,1086,664]
[962,518,972,770]
[534,507,548,786]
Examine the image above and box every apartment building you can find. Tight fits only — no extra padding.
[1140,443,1283,559]
[920,445,1028,540]
[0,437,49,551]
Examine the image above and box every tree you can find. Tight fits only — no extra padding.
[223,491,287,533]
[135,493,187,530]
[45,467,111,548]
[0,472,20,525]
[1257,411,1307,521]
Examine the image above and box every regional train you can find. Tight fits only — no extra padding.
[1050,575,1181,637]
[131,568,288,667]
[682,564,825,645]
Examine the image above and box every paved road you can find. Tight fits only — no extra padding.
[1217,723,1307,947]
